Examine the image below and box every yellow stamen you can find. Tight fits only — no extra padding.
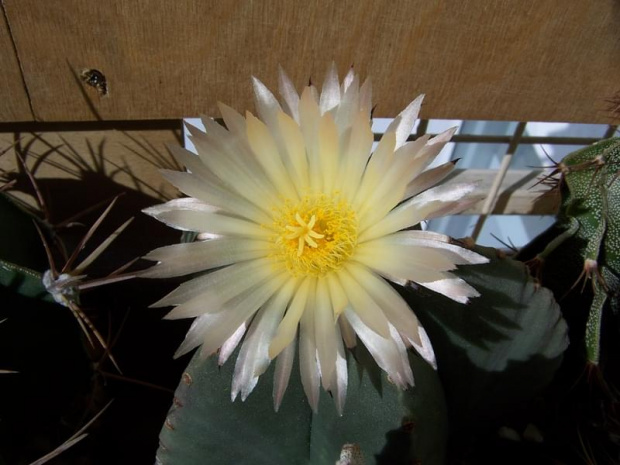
[284,213,325,256]
[270,193,358,277]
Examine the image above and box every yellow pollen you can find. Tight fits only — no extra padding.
[269,193,358,277]
[285,213,325,257]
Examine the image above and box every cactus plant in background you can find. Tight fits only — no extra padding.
[516,137,620,463]
[525,137,620,368]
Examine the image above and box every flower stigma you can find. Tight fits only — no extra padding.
[271,193,358,277]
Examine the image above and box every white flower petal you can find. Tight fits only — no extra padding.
[273,336,296,411]
[140,238,269,278]
[345,262,421,346]
[164,266,285,321]
[339,313,357,349]
[319,62,340,114]
[353,131,397,211]
[338,111,374,201]
[317,112,339,192]
[232,278,297,401]
[219,321,248,366]
[359,77,372,116]
[344,308,413,389]
[314,278,338,389]
[197,272,289,357]
[358,183,477,243]
[404,160,457,200]
[334,73,359,133]
[252,76,283,129]
[298,87,322,190]
[277,111,310,193]
[148,208,271,238]
[269,277,311,359]
[325,272,348,317]
[418,274,481,304]
[411,325,437,369]
[386,94,424,149]
[278,66,300,123]
[246,112,298,200]
[326,324,348,415]
[152,258,272,308]
[337,267,390,339]
[217,102,247,138]
[299,279,320,412]
[382,231,490,266]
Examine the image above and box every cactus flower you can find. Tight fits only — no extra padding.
[141,65,488,413]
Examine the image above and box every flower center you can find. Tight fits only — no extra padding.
[271,193,358,277]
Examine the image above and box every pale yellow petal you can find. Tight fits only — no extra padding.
[269,277,310,359]
[337,267,390,338]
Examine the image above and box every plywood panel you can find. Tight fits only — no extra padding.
[0,128,181,219]
[0,7,33,121]
[3,1,620,123]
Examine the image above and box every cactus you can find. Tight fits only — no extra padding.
[156,245,567,464]
[525,137,620,367]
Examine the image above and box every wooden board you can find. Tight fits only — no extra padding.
[0,128,181,221]
[0,7,32,121]
[2,1,619,123]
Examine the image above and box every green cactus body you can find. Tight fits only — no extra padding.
[538,137,620,365]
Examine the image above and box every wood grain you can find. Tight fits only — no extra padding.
[2,1,620,123]
[0,6,32,121]
[0,128,182,216]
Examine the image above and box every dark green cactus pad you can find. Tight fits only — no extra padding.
[403,245,568,454]
[156,245,567,464]
[156,345,446,465]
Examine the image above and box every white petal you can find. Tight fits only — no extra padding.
[164,266,285,320]
[359,78,372,116]
[319,62,340,114]
[339,313,357,349]
[217,102,247,138]
[418,274,481,304]
[344,308,413,388]
[278,66,300,122]
[148,208,271,238]
[273,337,296,411]
[381,231,489,266]
[317,112,339,192]
[325,272,348,317]
[335,73,359,133]
[326,324,348,415]
[342,66,355,93]
[358,183,477,243]
[314,278,338,389]
[299,278,320,411]
[219,321,248,365]
[386,94,424,149]
[152,258,272,308]
[174,313,217,357]
[269,277,311,358]
[277,111,310,193]
[140,238,269,278]
[404,161,456,200]
[232,278,297,401]
[345,262,421,346]
[411,325,437,369]
[337,267,390,338]
[338,111,374,201]
[252,76,283,129]
[246,112,298,200]
[197,271,289,357]
[143,197,217,217]
[298,87,322,190]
